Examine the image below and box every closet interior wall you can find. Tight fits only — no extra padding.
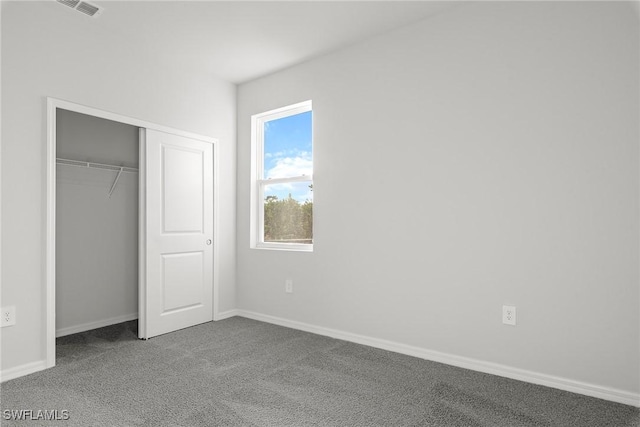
[56,109,140,336]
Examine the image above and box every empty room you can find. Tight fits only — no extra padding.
[1,1,638,426]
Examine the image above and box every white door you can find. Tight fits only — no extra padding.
[139,128,214,339]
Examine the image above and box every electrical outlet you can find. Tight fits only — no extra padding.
[285,279,293,294]
[502,305,516,326]
[1,306,16,327]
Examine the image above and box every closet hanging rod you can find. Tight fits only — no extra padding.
[56,158,138,173]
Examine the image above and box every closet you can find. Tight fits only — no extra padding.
[55,109,140,337]
[48,99,216,351]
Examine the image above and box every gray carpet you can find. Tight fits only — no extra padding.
[1,317,638,426]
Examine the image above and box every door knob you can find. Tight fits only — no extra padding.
[206,239,212,245]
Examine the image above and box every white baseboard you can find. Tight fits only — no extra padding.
[56,313,138,338]
[235,309,640,408]
[1,360,48,383]
[214,309,239,321]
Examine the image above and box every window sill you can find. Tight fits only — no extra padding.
[253,243,313,252]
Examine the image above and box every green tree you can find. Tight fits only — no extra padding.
[264,193,313,243]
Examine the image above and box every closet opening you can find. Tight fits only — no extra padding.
[55,109,140,339]
[46,97,220,370]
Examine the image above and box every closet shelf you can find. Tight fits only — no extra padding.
[56,158,138,173]
[56,158,138,198]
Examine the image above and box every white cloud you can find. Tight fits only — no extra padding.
[266,152,312,179]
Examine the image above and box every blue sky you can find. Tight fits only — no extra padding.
[263,111,313,203]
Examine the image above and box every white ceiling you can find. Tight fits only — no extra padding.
[46,0,462,84]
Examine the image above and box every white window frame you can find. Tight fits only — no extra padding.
[250,100,313,252]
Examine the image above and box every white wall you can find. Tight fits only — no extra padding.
[56,110,139,335]
[1,1,236,372]
[237,1,639,397]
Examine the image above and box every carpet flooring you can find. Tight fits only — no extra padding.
[1,317,638,426]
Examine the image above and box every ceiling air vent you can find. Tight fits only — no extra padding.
[76,2,100,17]
[56,0,102,18]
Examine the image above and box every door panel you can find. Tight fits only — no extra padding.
[162,251,204,312]
[162,145,204,233]
[140,128,213,339]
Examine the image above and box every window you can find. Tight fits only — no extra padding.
[251,101,313,251]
